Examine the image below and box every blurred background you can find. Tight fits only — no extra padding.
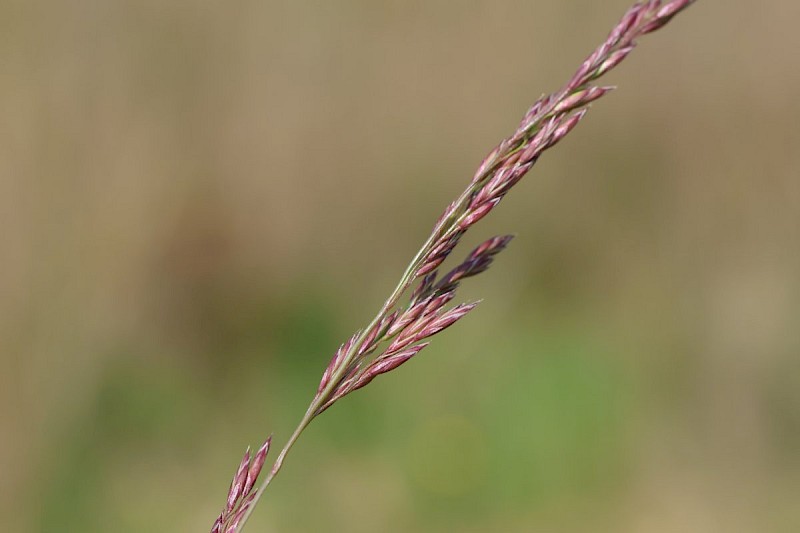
[2,1,799,531]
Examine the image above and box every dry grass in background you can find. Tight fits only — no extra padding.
[1,1,799,531]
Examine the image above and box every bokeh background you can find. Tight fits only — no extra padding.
[2,1,799,531]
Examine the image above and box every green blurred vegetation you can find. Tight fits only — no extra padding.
[2,1,799,532]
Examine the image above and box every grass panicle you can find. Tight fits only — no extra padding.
[211,1,697,530]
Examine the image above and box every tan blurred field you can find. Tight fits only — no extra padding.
[2,1,799,531]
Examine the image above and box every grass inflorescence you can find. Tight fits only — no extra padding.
[211,2,697,531]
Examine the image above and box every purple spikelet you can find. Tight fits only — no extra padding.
[212,437,271,533]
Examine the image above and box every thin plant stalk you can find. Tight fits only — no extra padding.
[211,1,697,531]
